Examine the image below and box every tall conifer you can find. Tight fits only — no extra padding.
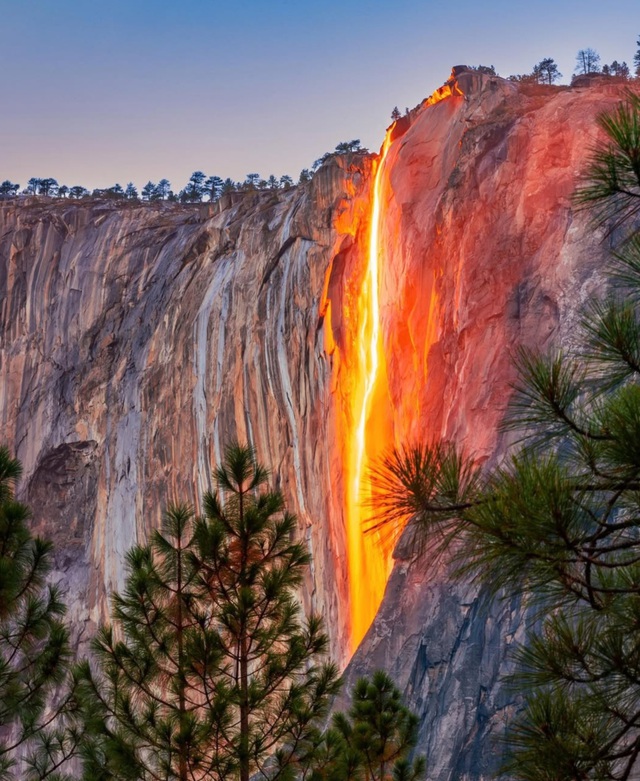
[310,671,425,781]
[79,443,339,781]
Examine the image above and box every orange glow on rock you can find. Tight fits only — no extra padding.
[335,77,462,655]
[421,77,463,109]
[345,129,395,651]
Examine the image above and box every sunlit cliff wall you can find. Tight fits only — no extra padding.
[344,70,628,780]
[0,70,628,778]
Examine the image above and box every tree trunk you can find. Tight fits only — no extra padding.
[240,629,249,781]
[176,528,188,781]
[239,481,250,781]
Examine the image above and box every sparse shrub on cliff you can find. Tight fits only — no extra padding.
[507,72,538,84]
[371,90,640,780]
[0,447,78,780]
[77,442,340,781]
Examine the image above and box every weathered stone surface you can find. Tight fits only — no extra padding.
[0,165,371,661]
[0,72,630,779]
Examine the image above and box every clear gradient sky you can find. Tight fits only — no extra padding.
[2,1,638,191]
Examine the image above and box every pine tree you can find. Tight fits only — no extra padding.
[26,178,41,195]
[79,443,340,781]
[307,672,425,781]
[0,181,19,196]
[204,176,223,202]
[105,184,126,200]
[69,186,88,199]
[334,139,363,153]
[634,35,640,77]
[575,47,601,74]
[532,58,562,85]
[38,179,58,197]
[369,92,640,780]
[182,171,206,202]
[244,173,260,190]
[0,447,77,780]
[140,181,156,201]
[154,179,171,200]
[221,178,236,195]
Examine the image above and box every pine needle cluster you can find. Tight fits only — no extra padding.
[0,446,78,780]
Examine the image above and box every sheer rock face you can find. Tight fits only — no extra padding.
[0,73,626,777]
[0,166,371,660]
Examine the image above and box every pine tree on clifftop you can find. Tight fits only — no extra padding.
[78,442,340,781]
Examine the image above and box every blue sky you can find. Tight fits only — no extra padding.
[1,0,638,191]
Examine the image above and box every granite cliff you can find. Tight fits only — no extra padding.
[0,70,628,778]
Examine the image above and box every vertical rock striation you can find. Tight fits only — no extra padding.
[0,70,630,777]
[0,165,371,661]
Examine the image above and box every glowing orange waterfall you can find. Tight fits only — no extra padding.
[334,80,457,654]
[346,129,395,651]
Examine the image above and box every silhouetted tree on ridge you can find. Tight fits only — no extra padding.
[575,47,601,74]
[532,57,562,84]
[0,180,19,196]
